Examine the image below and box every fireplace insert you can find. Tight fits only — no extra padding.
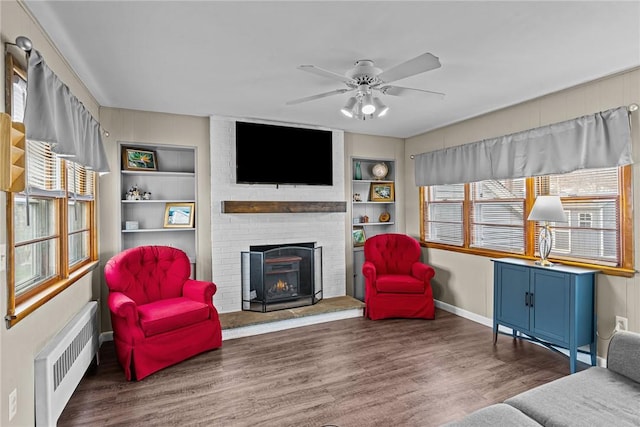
[241,243,323,312]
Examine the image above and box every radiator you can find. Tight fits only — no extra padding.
[35,301,99,426]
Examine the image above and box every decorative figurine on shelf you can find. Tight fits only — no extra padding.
[125,184,144,200]
[379,212,391,222]
[353,193,362,202]
[361,215,369,223]
[143,192,152,200]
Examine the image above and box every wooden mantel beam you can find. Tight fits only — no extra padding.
[221,201,347,214]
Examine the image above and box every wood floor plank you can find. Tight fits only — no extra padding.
[58,309,574,426]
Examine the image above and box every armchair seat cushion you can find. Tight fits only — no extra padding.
[376,275,425,294]
[138,297,210,337]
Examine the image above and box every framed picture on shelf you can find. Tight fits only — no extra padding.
[122,147,158,171]
[370,182,395,202]
[164,202,195,228]
[352,227,366,247]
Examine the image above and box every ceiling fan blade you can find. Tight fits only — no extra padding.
[286,88,351,105]
[298,65,355,84]
[377,52,441,84]
[379,85,445,99]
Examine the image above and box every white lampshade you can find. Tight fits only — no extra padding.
[361,93,375,115]
[373,97,389,117]
[528,196,567,222]
[340,97,357,118]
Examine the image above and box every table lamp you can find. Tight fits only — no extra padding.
[528,195,567,267]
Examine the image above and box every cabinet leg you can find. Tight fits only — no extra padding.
[493,330,498,345]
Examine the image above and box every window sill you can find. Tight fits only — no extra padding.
[421,242,635,278]
[5,260,99,328]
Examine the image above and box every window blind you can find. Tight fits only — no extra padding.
[536,167,620,266]
[424,183,465,246]
[470,178,526,253]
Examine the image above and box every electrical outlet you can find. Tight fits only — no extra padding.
[615,315,628,332]
[8,388,17,421]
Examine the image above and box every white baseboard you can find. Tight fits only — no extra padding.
[435,299,606,367]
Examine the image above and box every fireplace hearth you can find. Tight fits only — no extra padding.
[241,243,323,312]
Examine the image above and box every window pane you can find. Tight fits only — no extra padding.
[471,179,525,253]
[548,199,618,264]
[14,197,57,243]
[68,201,88,233]
[68,201,90,267]
[432,184,464,200]
[15,240,57,296]
[69,231,90,267]
[425,200,464,246]
[544,167,619,196]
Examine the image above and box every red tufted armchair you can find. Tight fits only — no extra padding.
[104,245,222,380]
[362,233,436,320]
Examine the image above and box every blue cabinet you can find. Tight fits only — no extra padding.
[493,258,598,373]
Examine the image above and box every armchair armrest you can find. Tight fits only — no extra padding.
[411,263,435,282]
[362,261,377,282]
[183,279,217,305]
[607,330,640,383]
[108,292,139,322]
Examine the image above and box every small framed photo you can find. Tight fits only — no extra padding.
[122,147,157,171]
[352,227,366,247]
[370,182,395,202]
[164,202,195,228]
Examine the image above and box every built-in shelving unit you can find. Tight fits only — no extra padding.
[351,157,396,300]
[119,142,198,270]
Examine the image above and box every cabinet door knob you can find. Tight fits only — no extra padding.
[529,292,534,307]
[525,291,530,307]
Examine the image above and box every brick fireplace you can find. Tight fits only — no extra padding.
[210,117,346,314]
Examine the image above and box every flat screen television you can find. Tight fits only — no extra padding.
[235,121,333,186]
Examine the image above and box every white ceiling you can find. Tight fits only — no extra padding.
[23,1,640,139]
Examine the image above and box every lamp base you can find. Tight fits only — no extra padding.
[534,259,556,267]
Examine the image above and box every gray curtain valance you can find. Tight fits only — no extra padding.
[24,49,110,173]
[414,106,632,186]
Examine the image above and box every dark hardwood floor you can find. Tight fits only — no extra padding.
[58,309,573,427]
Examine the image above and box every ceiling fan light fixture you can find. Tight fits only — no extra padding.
[340,97,357,118]
[373,98,389,117]
[361,93,375,115]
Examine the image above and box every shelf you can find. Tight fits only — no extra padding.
[352,222,395,226]
[353,201,394,205]
[352,180,394,184]
[121,170,195,177]
[122,199,196,204]
[121,228,195,233]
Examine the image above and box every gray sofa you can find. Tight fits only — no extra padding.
[445,330,640,426]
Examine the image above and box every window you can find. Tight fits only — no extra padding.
[5,53,99,326]
[421,166,633,276]
[423,184,464,246]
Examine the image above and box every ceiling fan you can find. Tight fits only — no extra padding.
[286,52,444,120]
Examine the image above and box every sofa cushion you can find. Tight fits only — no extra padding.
[138,297,210,337]
[505,367,640,427]
[607,331,640,383]
[443,403,542,427]
[376,274,424,293]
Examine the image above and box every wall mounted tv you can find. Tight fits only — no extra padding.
[235,121,333,186]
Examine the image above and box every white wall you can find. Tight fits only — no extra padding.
[210,117,346,313]
[405,68,640,357]
[0,2,101,425]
